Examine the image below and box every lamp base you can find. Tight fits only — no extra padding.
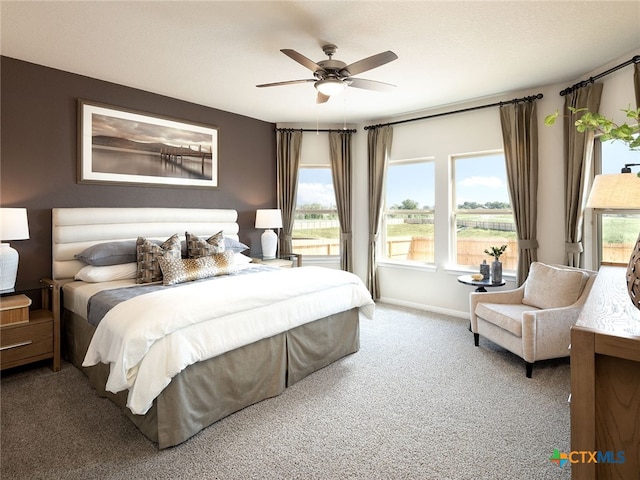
[261,229,278,259]
[0,243,19,291]
[627,231,640,311]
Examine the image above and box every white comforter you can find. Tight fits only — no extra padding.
[83,266,374,415]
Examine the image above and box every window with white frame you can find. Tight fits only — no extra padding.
[381,158,435,263]
[452,151,517,271]
[292,166,339,256]
[593,138,640,265]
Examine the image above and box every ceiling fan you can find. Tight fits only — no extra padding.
[256,44,398,104]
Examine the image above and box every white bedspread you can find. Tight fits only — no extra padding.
[83,266,374,415]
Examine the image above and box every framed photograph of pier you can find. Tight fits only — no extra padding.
[78,100,218,188]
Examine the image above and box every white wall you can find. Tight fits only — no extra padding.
[281,47,640,317]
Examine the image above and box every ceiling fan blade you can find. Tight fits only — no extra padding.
[346,77,396,92]
[281,49,322,73]
[343,51,398,76]
[256,79,315,88]
[316,92,330,104]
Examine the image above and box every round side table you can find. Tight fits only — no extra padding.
[457,275,506,292]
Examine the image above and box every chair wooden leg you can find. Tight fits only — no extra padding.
[526,362,533,378]
[474,333,479,346]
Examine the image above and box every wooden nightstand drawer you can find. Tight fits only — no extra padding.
[0,314,53,369]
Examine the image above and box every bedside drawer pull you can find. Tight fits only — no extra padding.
[1,340,33,351]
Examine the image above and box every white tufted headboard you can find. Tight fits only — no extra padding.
[52,207,240,280]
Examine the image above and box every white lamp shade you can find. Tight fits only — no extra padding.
[314,78,345,96]
[255,209,283,229]
[0,208,29,240]
[586,173,640,209]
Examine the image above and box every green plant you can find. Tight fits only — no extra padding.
[484,244,508,260]
[544,106,640,151]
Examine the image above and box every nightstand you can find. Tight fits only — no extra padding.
[0,279,61,372]
[252,253,301,268]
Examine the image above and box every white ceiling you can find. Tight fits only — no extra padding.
[2,1,639,125]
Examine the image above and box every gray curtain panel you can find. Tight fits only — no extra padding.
[367,126,393,298]
[635,62,640,108]
[276,130,303,255]
[500,100,539,286]
[329,131,354,272]
[563,83,603,267]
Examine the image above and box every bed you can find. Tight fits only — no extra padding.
[52,207,374,449]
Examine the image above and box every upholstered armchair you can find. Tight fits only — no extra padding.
[470,262,597,378]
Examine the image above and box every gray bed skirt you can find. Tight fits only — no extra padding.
[63,308,360,449]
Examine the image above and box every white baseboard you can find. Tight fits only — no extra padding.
[377,297,469,319]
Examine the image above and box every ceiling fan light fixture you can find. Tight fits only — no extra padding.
[314,78,345,96]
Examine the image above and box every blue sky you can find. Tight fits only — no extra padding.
[297,168,336,207]
[453,154,510,206]
[602,139,640,173]
[297,154,511,209]
[297,143,640,209]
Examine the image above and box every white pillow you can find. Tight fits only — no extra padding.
[234,252,253,264]
[74,263,137,283]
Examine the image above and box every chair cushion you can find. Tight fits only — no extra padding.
[475,302,539,337]
[522,262,587,309]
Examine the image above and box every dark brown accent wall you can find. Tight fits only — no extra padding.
[1,56,277,285]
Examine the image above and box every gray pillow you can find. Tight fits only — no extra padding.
[224,236,249,253]
[75,240,137,266]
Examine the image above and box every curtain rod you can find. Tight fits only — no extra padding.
[363,93,543,130]
[559,55,640,96]
[275,128,357,133]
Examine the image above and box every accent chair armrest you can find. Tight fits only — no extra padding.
[469,285,525,331]
[520,274,597,363]
[520,304,584,363]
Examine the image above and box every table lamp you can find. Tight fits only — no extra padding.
[586,164,640,310]
[0,208,30,291]
[255,209,282,259]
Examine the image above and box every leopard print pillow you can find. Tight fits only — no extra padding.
[158,250,236,286]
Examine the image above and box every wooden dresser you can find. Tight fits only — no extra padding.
[570,265,640,480]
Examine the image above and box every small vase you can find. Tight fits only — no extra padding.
[491,259,502,283]
[480,260,490,280]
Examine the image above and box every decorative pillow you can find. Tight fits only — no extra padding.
[158,250,236,286]
[522,262,588,309]
[186,231,225,258]
[136,234,182,284]
[234,252,253,264]
[74,263,137,283]
[75,240,137,266]
[224,236,249,254]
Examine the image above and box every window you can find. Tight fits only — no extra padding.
[594,138,640,265]
[452,152,517,271]
[381,158,435,263]
[292,166,339,256]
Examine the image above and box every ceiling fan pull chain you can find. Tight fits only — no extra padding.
[343,90,347,130]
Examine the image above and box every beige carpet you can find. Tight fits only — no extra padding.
[1,302,572,479]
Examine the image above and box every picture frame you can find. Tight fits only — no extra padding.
[78,100,218,188]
